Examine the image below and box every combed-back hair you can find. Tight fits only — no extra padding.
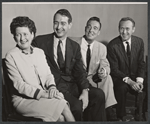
[119,17,135,28]
[54,9,72,23]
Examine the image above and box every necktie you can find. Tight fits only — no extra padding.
[86,44,91,72]
[126,41,131,66]
[57,40,65,71]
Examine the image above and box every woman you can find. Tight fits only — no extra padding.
[5,16,75,122]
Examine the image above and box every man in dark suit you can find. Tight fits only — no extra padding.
[32,9,106,121]
[107,17,146,121]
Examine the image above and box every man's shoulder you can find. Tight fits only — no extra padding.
[35,33,53,40]
[109,36,120,43]
[107,36,121,47]
[95,40,106,47]
[68,37,80,46]
[132,35,143,42]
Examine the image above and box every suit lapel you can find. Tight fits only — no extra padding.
[79,37,86,69]
[88,41,99,75]
[130,36,136,65]
[47,33,59,70]
[117,37,129,67]
[65,38,73,73]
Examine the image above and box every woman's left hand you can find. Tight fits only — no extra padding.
[48,87,59,99]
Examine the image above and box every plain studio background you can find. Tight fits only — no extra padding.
[2,3,148,59]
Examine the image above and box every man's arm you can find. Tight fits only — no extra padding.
[72,43,90,111]
[98,44,110,78]
[136,39,146,78]
[72,43,90,91]
[107,43,127,79]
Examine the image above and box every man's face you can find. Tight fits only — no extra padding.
[85,20,100,41]
[119,20,135,41]
[53,13,72,39]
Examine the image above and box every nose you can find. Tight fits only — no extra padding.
[57,23,62,29]
[20,34,25,41]
[89,27,94,32]
[122,29,127,34]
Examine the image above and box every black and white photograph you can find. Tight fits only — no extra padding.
[2,2,148,122]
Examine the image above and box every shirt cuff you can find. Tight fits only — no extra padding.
[47,84,56,90]
[136,77,144,84]
[34,89,44,100]
[123,77,130,83]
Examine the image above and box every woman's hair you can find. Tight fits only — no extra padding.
[10,16,36,36]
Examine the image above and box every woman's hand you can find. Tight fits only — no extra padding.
[48,87,64,99]
[41,90,49,98]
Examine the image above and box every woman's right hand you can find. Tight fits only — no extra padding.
[41,90,49,98]
[41,90,64,100]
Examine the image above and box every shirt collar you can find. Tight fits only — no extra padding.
[54,35,67,47]
[82,36,94,49]
[17,44,34,54]
[123,37,131,45]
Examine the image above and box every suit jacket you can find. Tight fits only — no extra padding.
[107,35,146,82]
[76,37,110,86]
[32,33,89,95]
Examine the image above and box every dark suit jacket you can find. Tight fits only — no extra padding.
[107,35,146,82]
[32,33,89,95]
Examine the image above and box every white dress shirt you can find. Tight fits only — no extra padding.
[80,37,94,67]
[123,38,131,52]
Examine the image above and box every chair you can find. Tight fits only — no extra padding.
[2,58,43,121]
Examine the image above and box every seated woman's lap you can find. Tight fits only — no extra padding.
[15,98,67,121]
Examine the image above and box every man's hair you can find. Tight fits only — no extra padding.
[86,16,102,30]
[119,17,135,28]
[10,16,36,36]
[54,9,72,23]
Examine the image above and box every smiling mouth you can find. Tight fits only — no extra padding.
[21,41,27,44]
[88,33,94,36]
[56,30,63,33]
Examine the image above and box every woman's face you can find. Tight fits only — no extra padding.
[14,27,34,51]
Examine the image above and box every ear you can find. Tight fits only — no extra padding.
[132,27,135,33]
[68,23,72,29]
[98,30,100,35]
[31,32,34,39]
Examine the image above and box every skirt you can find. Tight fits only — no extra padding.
[14,97,67,122]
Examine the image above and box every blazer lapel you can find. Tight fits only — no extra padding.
[117,37,129,67]
[88,41,99,75]
[65,38,73,74]
[79,37,86,69]
[130,36,136,65]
